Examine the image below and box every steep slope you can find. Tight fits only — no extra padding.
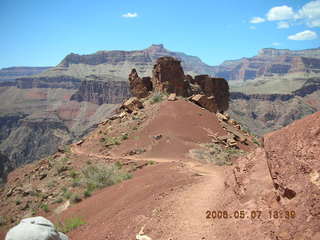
[219,111,320,240]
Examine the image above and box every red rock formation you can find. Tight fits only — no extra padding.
[194,75,229,112]
[128,69,152,99]
[190,94,217,112]
[152,57,190,97]
[222,112,320,239]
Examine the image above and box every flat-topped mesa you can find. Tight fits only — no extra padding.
[152,56,190,97]
[128,69,152,98]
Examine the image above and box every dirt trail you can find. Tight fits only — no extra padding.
[70,143,228,240]
[151,166,226,240]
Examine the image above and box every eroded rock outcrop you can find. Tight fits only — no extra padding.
[194,75,229,112]
[128,69,152,98]
[190,94,217,112]
[152,57,191,97]
[127,56,230,113]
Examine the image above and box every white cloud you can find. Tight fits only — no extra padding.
[250,17,265,24]
[267,5,295,21]
[297,0,320,27]
[272,42,281,46]
[288,30,318,40]
[121,12,138,18]
[250,26,256,30]
[277,22,290,29]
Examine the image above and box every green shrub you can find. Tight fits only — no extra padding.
[57,217,86,233]
[71,194,82,203]
[104,136,121,147]
[71,178,81,188]
[0,216,7,226]
[190,143,244,166]
[121,133,128,141]
[54,198,64,204]
[83,189,92,198]
[151,93,164,104]
[63,191,72,200]
[70,170,79,179]
[41,204,50,213]
[253,137,260,146]
[81,164,132,192]
[147,160,156,165]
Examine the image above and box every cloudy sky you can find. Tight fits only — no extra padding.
[0,0,319,68]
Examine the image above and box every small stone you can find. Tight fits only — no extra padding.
[168,93,177,101]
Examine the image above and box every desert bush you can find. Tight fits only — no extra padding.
[57,217,86,233]
[103,136,121,147]
[82,164,132,192]
[190,143,244,166]
[0,216,7,226]
[41,204,50,213]
[71,194,82,203]
[121,133,129,140]
[83,189,92,198]
[151,93,164,104]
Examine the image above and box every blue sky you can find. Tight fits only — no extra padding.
[0,0,319,68]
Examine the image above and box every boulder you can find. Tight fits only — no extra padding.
[152,57,191,97]
[5,216,68,240]
[190,94,218,112]
[168,93,177,101]
[194,75,229,112]
[121,97,143,113]
[129,69,152,99]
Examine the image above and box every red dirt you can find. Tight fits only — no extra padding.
[113,99,227,160]
[51,162,197,240]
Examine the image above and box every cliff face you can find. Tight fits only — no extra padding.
[0,117,72,169]
[70,80,131,104]
[16,76,81,89]
[214,48,320,81]
[0,67,51,82]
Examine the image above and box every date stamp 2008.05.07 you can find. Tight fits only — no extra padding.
[206,210,296,220]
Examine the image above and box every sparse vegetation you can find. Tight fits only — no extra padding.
[71,178,81,188]
[57,217,86,233]
[63,190,72,200]
[71,194,82,203]
[253,137,261,146]
[151,93,165,104]
[0,216,7,226]
[83,189,92,198]
[82,163,132,192]
[55,157,70,174]
[147,160,156,165]
[190,143,245,166]
[41,204,50,213]
[121,133,128,140]
[103,136,121,147]
[70,170,79,179]
[47,180,57,189]
[54,198,64,204]
[64,145,71,154]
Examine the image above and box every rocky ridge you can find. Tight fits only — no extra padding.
[128,56,229,113]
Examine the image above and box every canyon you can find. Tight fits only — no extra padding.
[0,44,319,182]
